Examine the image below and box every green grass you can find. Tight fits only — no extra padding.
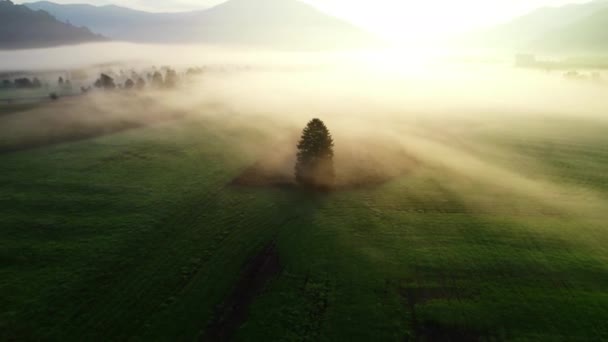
[0,87,77,101]
[1,103,608,341]
[0,102,40,116]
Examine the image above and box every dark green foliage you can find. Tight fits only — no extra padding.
[11,77,42,89]
[94,73,115,90]
[32,77,41,88]
[151,71,164,88]
[14,77,33,88]
[186,67,204,76]
[295,118,335,189]
[124,78,134,89]
[164,69,178,88]
[136,77,146,90]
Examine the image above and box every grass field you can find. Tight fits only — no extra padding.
[1,92,608,341]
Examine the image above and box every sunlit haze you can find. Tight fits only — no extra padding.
[3,0,608,339]
[15,0,589,42]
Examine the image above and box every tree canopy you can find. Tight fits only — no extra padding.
[164,69,178,88]
[295,118,335,189]
[151,71,164,88]
[94,73,115,90]
[124,78,134,89]
[136,77,146,89]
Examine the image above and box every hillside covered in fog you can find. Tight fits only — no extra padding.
[461,0,608,53]
[0,0,105,49]
[24,0,379,49]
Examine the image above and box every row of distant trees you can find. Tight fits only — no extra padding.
[1,77,43,89]
[0,76,73,90]
[92,68,180,91]
[1,66,207,93]
[2,66,202,102]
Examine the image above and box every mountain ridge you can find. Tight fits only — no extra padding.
[24,0,378,49]
[0,0,106,49]
[459,0,608,53]
[533,7,608,52]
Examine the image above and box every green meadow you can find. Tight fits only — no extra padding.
[1,94,608,341]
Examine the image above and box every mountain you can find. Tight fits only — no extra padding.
[459,0,608,52]
[0,0,105,49]
[534,8,608,52]
[24,1,197,39]
[24,0,378,49]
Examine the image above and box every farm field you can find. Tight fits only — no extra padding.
[0,87,80,105]
[1,92,608,341]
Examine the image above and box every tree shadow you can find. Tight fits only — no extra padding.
[200,186,328,341]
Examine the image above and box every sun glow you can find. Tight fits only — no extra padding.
[13,0,587,44]
[304,0,585,43]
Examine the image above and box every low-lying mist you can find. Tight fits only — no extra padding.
[2,42,608,222]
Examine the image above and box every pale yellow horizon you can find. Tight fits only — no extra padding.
[14,0,595,42]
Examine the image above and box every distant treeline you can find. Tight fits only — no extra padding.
[1,77,43,89]
[91,66,193,91]
[1,65,228,105]
[0,66,210,105]
[515,54,608,71]
[0,76,74,89]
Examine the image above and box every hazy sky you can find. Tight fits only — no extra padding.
[16,0,588,40]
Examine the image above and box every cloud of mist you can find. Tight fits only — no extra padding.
[2,42,608,222]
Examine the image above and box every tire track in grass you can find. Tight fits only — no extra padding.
[195,211,305,341]
[201,241,282,341]
[130,203,288,341]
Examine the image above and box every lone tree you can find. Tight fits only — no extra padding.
[295,118,335,189]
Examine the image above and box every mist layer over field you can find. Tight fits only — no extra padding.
[2,42,607,216]
[3,42,608,341]
[1,42,607,247]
